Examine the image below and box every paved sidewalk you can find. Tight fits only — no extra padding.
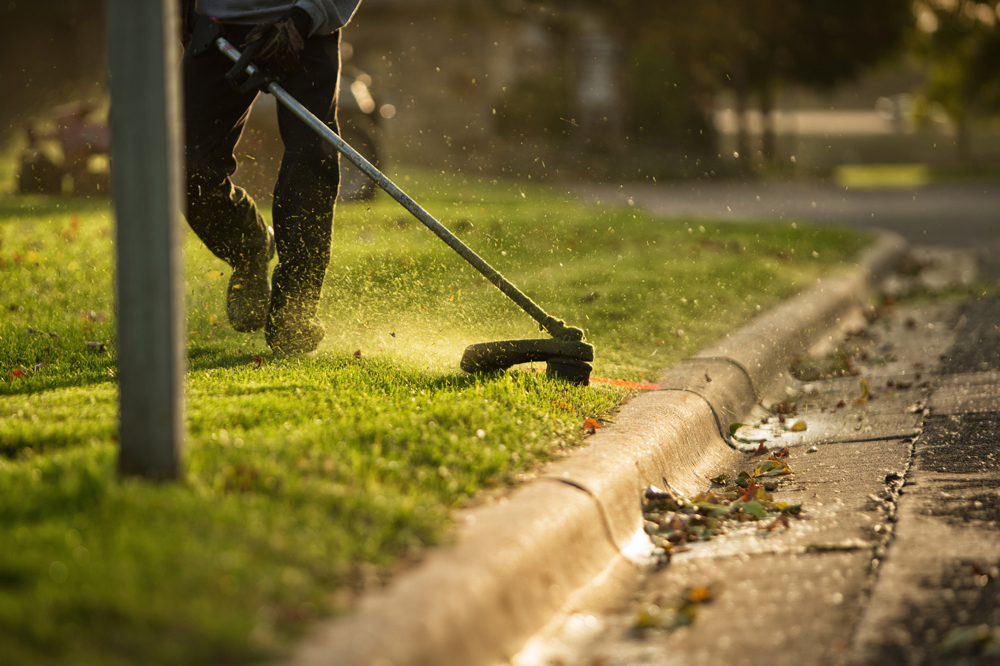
[535,294,1000,666]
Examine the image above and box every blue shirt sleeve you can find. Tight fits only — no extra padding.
[295,0,361,34]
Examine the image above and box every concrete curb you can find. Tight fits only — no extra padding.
[285,231,908,666]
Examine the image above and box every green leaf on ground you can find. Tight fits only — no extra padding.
[741,501,769,519]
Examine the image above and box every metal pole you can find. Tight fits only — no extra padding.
[106,0,185,478]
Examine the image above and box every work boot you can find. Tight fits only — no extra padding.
[265,309,325,355]
[265,300,325,354]
[265,264,325,354]
[227,226,275,332]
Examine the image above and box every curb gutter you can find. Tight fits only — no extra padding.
[285,231,908,666]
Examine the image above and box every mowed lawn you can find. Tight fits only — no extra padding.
[0,170,869,665]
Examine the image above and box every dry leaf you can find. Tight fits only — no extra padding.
[790,420,807,432]
[754,459,792,477]
[741,479,761,502]
[684,585,716,604]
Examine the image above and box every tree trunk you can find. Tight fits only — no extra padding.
[731,59,752,174]
[956,114,973,165]
[734,89,751,174]
[760,87,776,163]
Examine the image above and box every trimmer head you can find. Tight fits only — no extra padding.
[461,338,594,385]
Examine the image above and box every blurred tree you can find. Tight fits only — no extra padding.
[666,0,911,168]
[912,0,1000,161]
[0,0,106,145]
[523,0,911,167]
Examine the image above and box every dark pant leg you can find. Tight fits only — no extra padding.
[269,30,341,318]
[183,25,270,268]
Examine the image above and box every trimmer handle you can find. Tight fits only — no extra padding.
[225,40,269,94]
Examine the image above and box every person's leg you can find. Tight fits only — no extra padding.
[184,26,275,332]
[265,30,342,353]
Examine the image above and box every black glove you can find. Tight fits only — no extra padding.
[243,7,312,72]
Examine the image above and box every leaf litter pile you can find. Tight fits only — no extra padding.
[634,446,805,632]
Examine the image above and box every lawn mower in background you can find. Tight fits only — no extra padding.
[18,100,111,197]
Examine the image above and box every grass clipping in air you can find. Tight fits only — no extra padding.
[0,170,869,664]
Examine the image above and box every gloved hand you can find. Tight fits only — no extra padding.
[243,7,312,72]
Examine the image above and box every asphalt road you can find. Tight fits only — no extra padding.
[572,180,1000,279]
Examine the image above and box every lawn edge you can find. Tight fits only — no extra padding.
[282,231,908,666]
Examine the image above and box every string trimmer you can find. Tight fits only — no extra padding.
[189,19,594,384]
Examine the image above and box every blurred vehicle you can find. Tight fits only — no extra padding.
[18,100,110,196]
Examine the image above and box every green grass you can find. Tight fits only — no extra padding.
[833,163,1000,190]
[0,169,869,665]
[834,163,933,190]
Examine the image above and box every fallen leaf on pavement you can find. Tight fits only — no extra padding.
[710,472,732,485]
[754,459,792,477]
[773,401,797,415]
[583,417,600,433]
[741,479,761,502]
[741,501,769,519]
[855,377,871,406]
[683,585,717,604]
